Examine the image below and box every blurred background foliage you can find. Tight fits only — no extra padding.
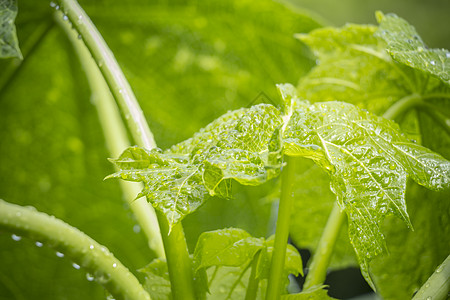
[0,0,448,299]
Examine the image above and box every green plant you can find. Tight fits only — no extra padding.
[1,0,449,299]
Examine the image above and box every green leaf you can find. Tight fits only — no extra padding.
[140,257,208,300]
[107,146,208,227]
[0,0,22,59]
[193,228,303,295]
[281,285,337,299]
[281,85,450,288]
[370,184,450,299]
[255,239,304,280]
[193,228,263,272]
[140,258,173,300]
[108,104,284,227]
[296,23,411,114]
[375,11,450,85]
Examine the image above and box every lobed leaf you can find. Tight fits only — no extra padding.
[0,0,22,59]
[296,23,411,114]
[107,146,208,226]
[376,11,450,85]
[140,259,173,300]
[281,85,450,288]
[193,228,263,272]
[193,228,302,295]
[281,285,337,299]
[108,104,283,228]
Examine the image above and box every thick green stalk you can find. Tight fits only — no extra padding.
[56,12,164,258]
[245,252,261,300]
[157,213,196,300]
[0,199,151,300]
[266,156,298,299]
[56,1,196,299]
[412,254,450,300]
[57,0,156,150]
[303,202,345,289]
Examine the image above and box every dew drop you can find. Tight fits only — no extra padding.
[35,241,43,247]
[430,60,436,66]
[389,163,396,170]
[426,297,432,300]
[446,52,450,58]
[89,244,94,250]
[62,15,68,21]
[56,251,65,258]
[133,224,141,233]
[11,234,22,241]
[112,263,117,268]
[50,1,56,8]
[86,273,94,281]
[72,263,81,270]
[77,34,82,40]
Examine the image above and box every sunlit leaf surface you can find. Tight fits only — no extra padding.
[376,11,450,85]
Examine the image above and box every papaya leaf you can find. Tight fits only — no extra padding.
[281,285,337,299]
[375,11,450,85]
[255,239,303,280]
[0,0,22,59]
[140,259,173,300]
[295,24,412,113]
[106,146,207,227]
[193,228,264,272]
[108,104,283,228]
[281,84,450,288]
[193,228,302,295]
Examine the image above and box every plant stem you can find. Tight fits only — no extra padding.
[56,11,164,258]
[266,156,298,299]
[56,2,196,298]
[157,212,196,300]
[303,202,346,290]
[0,199,151,300]
[56,0,156,150]
[382,93,422,120]
[245,252,261,300]
[412,254,450,300]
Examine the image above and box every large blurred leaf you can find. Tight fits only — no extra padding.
[81,0,322,149]
[0,0,322,299]
[0,0,22,58]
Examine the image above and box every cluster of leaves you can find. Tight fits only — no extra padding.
[108,12,450,297]
[140,228,303,299]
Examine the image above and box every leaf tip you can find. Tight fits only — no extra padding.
[375,11,385,23]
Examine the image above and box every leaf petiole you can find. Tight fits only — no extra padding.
[245,251,261,300]
[266,156,299,299]
[303,202,346,290]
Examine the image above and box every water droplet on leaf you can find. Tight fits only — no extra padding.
[11,234,21,241]
[73,263,81,269]
[86,273,94,281]
[56,251,64,258]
